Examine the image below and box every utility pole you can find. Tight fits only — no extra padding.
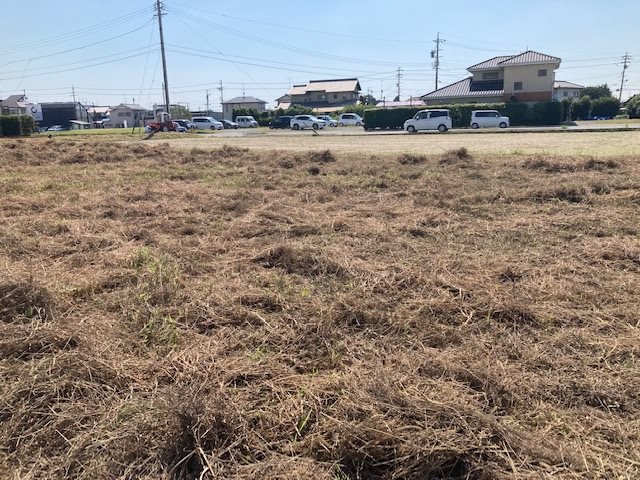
[618,52,632,103]
[155,0,170,116]
[380,80,384,102]
[431,32,444,90]
[218,80,224,104]
[206,90,210,113]
[395,67,402,101]
[72,86,76,104]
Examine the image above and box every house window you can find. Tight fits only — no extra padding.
[482,71,499,80]
[538,69,548,77]
[563,91,568,97]
[118,112,130,117]
[514,82,523,91]
[333,94,338,99]
[342,95,347,100]
[318,94,325,100]
[574,91,579,97]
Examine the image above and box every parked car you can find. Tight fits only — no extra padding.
[470,110,509,129]
[236,116,259,128]
[338,113,364,127]
[47,125,64,131]
[172,122,187,133]
[174,119,196,130]
[221,119,239,129]
[269,115,292,129]
[404,109,451,133]
[290,115,326,130]
[317,115,338,127]
[191,116,224,130]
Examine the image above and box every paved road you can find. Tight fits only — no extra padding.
[213,122,640,138]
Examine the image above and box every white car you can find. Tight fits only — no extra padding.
[317,115,338,127]
[236,116,259,128]
[470,110,510,129]
[338,113,364,127]
[191,116,224,130]
[290,115,326,130]
[404,109,452,133]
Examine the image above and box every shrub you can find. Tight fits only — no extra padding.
[0,116,22,136]
[363,101,562,130]
[592,97,620,119]
[572,96,592,120]
[627,94,640,118]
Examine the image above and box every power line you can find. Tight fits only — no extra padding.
[0,7,153,56]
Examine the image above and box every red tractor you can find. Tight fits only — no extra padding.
[146,112,176,133]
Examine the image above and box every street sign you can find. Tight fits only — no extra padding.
[27,104,43,122]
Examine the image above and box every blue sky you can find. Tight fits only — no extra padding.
[1,0,638,109]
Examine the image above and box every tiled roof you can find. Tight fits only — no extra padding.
[288,78,361,95]
[422,77,504,99]
[467,55,515,71]
[222,96,267,104]
[554,80,584,89]
[498,51,561,66]
[289,85,307,95]
[307,78,361,93]
[468,51,560,71]
[2,94,27,108]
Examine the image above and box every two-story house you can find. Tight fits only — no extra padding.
[553,81,585,101]
[104,104,148,128]
[221,96,267,120]
[421,51,561,105]
[276,78,361,109]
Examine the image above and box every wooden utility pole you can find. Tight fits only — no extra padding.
[156,0,170,116]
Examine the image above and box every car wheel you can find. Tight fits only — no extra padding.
[407,125,416,133]
[438,124,448,133]
[312,123,318,130]
[356,122,362,126]
[499,122,507,128]
[471,123,479,129]
[293,124,300,130]
[162,126,169,132]
[338,122,344,127]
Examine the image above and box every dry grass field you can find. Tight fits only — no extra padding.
[1,137,640,479]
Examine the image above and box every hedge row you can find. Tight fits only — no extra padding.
[363,102,562,130]
[0,115,36,136]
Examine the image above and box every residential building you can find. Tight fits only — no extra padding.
[276,78,361,109]
[553,81,584,101]
[221,96,267,120]
[421,51,561,105]
[104,103,148,128]
[0,94,28,115]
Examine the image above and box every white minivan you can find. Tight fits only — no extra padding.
[404,109,452,133]
[235,116,259,128]
[338,113,364,127]
[191,116,224,130]
[470,110,510,129]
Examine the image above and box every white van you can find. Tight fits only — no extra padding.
[404,109,451,133]
[191,116,224,130]
[338,113,364,127]
[470,110,510,129]
[235,116,259,128]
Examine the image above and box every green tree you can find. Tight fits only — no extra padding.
[591,97,620,118]
[580,84,612,101]
[626,94,640,118]
[170,105,191,119]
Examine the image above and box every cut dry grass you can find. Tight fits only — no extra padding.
[1,138,640,479]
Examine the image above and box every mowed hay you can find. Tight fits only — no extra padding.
[1,138,640,479]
